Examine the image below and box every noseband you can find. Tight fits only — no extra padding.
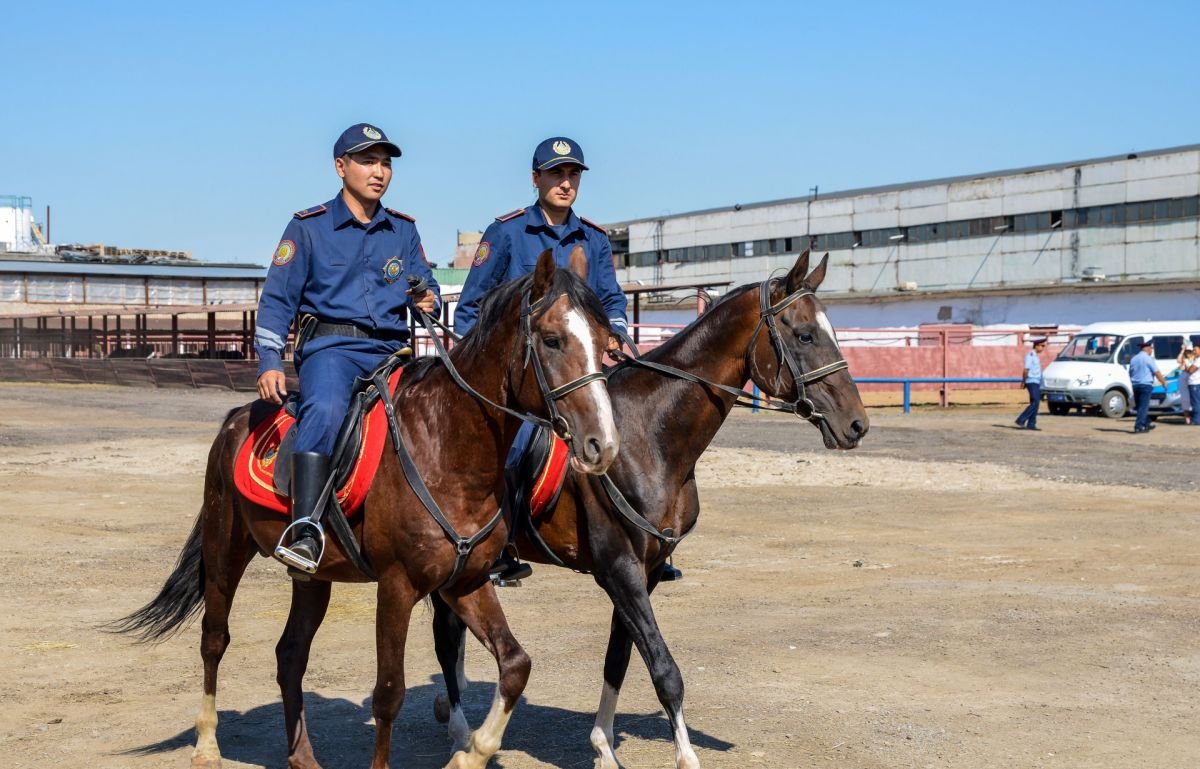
[517,289,608,443]
[391,284,609,588]
[747,279,850,423]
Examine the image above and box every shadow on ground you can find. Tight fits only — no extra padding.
[118,676,735,768]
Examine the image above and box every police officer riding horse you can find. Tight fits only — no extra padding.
[455,136,682,582]
[255,122,440,574]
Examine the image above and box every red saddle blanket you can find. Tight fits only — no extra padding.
[529,432,570,519]
[233,368,403,516]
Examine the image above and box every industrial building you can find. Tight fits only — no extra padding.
[605,144,1200,327]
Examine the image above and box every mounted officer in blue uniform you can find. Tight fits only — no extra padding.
[255,123,440,574]
[454,137,681,582]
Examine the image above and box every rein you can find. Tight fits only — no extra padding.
[611,280,849,421]
[587,280,849,562]
[386,285,606,588]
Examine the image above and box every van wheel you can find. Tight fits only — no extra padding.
[1048,403,1071,416]
[1100,389,1128,418]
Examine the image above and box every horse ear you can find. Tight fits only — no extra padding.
[567,245,588,281]
[803,253,830,291]
[531,248,556,301]
[784,249,811,294]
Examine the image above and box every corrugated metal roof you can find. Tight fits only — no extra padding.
[605,142,1200,229]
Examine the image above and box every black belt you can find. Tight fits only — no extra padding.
[301,317,410,345]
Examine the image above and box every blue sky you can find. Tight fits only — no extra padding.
[3,1,1197,266]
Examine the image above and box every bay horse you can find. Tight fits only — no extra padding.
[112,250,620,769]
[430,250,868,769]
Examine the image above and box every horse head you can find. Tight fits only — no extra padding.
[747,250,869,449]
[511,247,620,474]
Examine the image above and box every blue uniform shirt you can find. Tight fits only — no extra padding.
[254,193,441,374]
[454,204,627,335]
[1128,350,1159,385]
[1024,349,1043,383]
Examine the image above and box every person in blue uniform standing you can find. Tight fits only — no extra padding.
[1015,337,1047,430]
[454,137,682,582]
[255,122,440,574]
[1128,338,1167,433]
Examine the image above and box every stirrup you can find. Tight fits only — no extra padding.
[489,554,533,587]
[273,519,326,574]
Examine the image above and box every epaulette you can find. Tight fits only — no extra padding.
[293,204,327,220]
[495,208,526,223]
[385,207,415,222]
[580,216,607,234]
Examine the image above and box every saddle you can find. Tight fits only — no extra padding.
[233,352,409,516]
[508,424,571,521]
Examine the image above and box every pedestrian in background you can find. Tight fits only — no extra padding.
[1180,340,1200,425]
[1015,337,1047,430]
[1129,338,1167,433]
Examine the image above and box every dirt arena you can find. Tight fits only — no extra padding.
[1,382,1197,769]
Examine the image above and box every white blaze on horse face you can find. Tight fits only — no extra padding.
[562,305,618,452]
[816,310,841,352]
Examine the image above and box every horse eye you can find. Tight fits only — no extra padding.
[543,335,562,350]
[799,333,814,343]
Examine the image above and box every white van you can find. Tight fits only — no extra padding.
[1041,321,1200,418]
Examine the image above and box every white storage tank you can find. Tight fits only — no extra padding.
[0,195,37,252]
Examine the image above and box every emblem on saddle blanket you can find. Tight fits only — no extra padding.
[232,368,404,516]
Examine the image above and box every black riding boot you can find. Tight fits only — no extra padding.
[489,548,533,585]
[273,451,330,574]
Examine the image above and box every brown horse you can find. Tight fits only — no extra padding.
[431,251,868,769]
[113,250,620,769]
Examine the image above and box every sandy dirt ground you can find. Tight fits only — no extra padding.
[1,382,1197,769]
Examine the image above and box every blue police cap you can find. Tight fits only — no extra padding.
[334,123,401,159]
[532,137,588,171]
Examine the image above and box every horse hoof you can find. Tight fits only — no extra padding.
[433,692,451,723]
[191,756,221,769]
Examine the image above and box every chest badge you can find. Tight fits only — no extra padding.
[473,241,491,267]
[383,256,403,283]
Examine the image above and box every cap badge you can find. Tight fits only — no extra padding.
[383,256,402,283]
[272,240,296,266]
[363,126,382,140]
[552,140,571,155]
[473,241,491,267]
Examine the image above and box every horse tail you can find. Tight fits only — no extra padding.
[105,512,205,643]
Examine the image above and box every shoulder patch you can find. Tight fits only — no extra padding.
[495,208,526,223]
[580,216,607,234]
[384,207,416,222]
[293,204,327,220]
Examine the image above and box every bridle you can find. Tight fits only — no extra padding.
[387,282,608,587]
[413,285,607,446]
[614,278,849,425]
[513,289,608,443]
[531,278,852,566]
[745,278,850,423]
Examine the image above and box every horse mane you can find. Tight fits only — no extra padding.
[454,269,610,357]
[641,281,759,363]
[402,268,610,387]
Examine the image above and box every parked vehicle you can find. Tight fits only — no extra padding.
[1041,322,1200,418]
